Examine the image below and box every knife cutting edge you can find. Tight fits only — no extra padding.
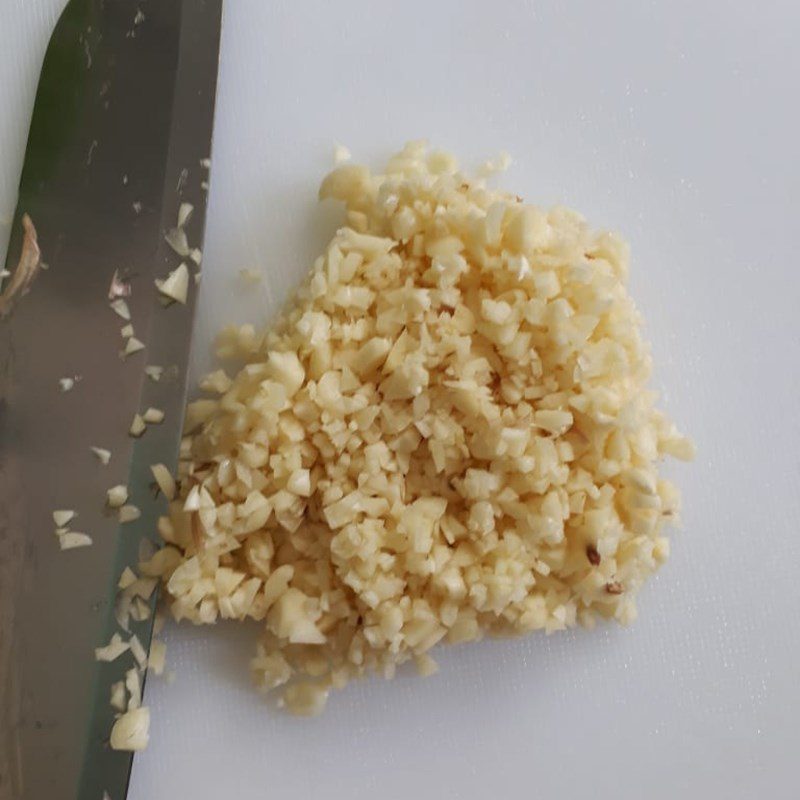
[0,1,222,798]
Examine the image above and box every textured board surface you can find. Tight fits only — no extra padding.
[2,1,799,798]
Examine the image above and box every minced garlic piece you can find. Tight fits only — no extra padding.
[151,142,692,714]
[155,263,189,305]
[130,596,151,622]
[164,228,189,258]
[58,531,92,550]
[281,682,329,717]
[110,680,126,711]
[414,652,439,677]
[95,633,129,662]
[333,143,352,164]
[119,504,141,523]
[118,567,137,589]
[150,463,176,500]
[177,202,194,228]
[91,446,112,465]
[125,668,142,710]
[122,336,145,358]
[110,707,150,751]
[129,414,147,437]
[109,298,130,321]
[129,634,147,668]
[148,639,167,675]
[52,509,75,527]
[107,485,129,508]
[143,407,165,424]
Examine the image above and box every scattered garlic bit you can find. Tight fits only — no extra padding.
[415,652,439,677]
[201,180,209,192]
[109,298,131,321]
[118,566,137,590]
[151,142,693,714]
[110,680,126,712]
[129,413,147,437]
[177,202,194,228]
[106,485,129,508]
[59,377,75,392]
[129,634,147,668]
[52,509,75,527]
[122,336,145,358]
[478,150,513,176]
[91,446,112,465]
[199,369,232,394]
[181,484,201,512]
[115,594,133,632]
[108,269,131,300]
[132,201,142,214]
[144,364,163,382]
[239,268,262,285]
[143,407,164,424]
[199,157,211,169]
[109,707,150,751]
[178,436,192,460]
[95,633,130,662]
[189,248,202,266]
[148,639,167,675]
[153,609,166,636]
[120,323,135,338]
[123,576,158,600]
[251,647,291,691]
[125,668,142,710]
[176,167,189,193]
[281,683,329,717]
[333,143,352,164]
[58,532,92,550]
[150,463,176,500]
[155,263,189,305]
[119,504,141,523]
[183,484,200,513]
[164,227,190,257]
[193,271,202,286]
[130,596,151,622]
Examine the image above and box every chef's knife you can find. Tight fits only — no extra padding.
[0,2,222,799]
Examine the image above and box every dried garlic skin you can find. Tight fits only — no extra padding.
[148,142,692,714]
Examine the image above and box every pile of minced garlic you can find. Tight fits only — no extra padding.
[141,142,693,716]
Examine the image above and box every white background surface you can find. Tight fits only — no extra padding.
[2,1,799,798]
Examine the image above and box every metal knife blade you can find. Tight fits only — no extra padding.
[0,1,222,798]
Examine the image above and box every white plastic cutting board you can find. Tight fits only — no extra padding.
[2,2,800,798]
